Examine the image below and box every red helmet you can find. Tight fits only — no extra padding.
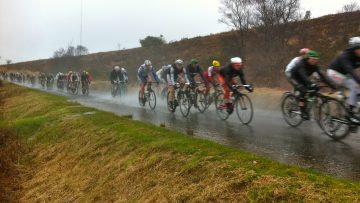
[299,48,310,55]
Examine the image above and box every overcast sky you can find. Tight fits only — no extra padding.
[0,0,358,64]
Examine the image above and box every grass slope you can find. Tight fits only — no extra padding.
[0,83,359,202]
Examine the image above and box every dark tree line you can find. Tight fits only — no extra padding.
[53,45,89,58]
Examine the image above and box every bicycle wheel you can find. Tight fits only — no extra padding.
[167,91,176,113]
[196,91,207,113]
[235,94,254,125]
[319,97,351,140]
[148,90,157,110]
[281,93,303,127]
[179,92,191,117]
[214,92,230,121]
[138,91,145,107]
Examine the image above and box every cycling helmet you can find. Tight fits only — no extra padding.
[144,60,152,66]
[230,57,242,64]
[121,67,126,71]
[114,66,120,71]
[191,59,198,65]
[307,50,319,58]
[349,37,360,49]
[212,60,220,67]
[299,48,310,55]
[175,59,183,65]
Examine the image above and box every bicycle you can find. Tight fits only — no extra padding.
[167,83,182,113]
[281,86,330,128]
[111,80,125,98]
[138,82,157,110]
[319,88,360,140]
[214,84,254,124]
[82,81,90,96]
[178,82,207,117]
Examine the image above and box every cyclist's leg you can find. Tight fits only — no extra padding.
[140,80,146,98]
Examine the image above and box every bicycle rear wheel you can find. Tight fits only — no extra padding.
[214,92,230,121]
[235,94,253,125]
[148,90,157,110]
[320,97,351,140]
[281,93,303,127]
[179,92,191,117]
[138,91,145,107]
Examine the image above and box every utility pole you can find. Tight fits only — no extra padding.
[80,0,83,55]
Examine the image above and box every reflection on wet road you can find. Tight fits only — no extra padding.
[28,85,360,180]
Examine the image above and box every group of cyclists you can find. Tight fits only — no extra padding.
[1,72,36,86]
[2,36,360,140]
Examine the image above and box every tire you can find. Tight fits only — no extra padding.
[196,91,207,113]
[179,92,191,117]
[319,97,351,140]
[235,94,254,125]
[167,91,176,113]
[281,93,303,127]
[148,90,157,110]
[214,92,230,121]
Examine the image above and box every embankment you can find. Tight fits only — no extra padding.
[0,83,359,202]
[2,11,360,88]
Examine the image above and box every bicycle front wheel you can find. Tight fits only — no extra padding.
[148,90,157,110]
[179,92,191,117]
[235,94,254,125]
[281,93,303,127]
[196,91,207,113]
[319,97,351,140]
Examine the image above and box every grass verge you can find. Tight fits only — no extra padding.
[1,83,359,202]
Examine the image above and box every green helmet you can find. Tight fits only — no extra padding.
[307,50,319,58]
[191,59,198,65]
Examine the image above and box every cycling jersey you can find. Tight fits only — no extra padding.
[285,56,302,75]
[166,64,184,85]
[137,64,160,83]
[185,64,206,84]
[329,48,360,83]
[291,58,332,88]
[219,63,247,91]
[110,70,125,83]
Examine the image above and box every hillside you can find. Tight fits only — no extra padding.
[1,11,360,88]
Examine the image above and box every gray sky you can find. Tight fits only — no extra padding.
[0,0,358,64]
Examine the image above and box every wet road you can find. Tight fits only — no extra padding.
[23,84,360,180]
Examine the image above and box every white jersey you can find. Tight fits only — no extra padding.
[285,56,302,74]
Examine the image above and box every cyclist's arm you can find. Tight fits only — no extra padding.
[151,67,160,83]
[238,70,247,85]
[184,67,192,84]
[315,68,335,88]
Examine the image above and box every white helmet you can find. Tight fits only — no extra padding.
[114,66,120,71]
[230,57,242,64]
[121,67,126,71]
[349,37,360,48]
[175,59,183,65]
[144,60,152,66]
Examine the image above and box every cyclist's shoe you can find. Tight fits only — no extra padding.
[226,103,234,114]
[348,112,360,125]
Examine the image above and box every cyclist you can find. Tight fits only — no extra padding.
[219,57,253,114]
[185,59,206,87]
[137,60,160,104]
[121,67,128,83]
[327,36,360,122]
[166,59,186,107]
[290,50,336,120]
[81,70,92,89]
[204,60,221,94]
[285,48,310,85]
[110,66,125,84]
